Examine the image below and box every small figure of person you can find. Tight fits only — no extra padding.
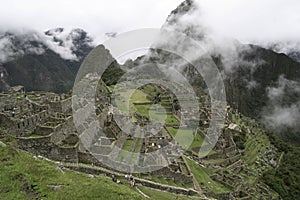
[112,175,116,182]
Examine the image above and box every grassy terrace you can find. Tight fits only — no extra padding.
[117,139,134,162]
[113,86,180,126]
[0,145,143,199]
[142,84,160,97]
[198,150,217,157]
[243,130,270,165]
[113,88,150,116]
[150,112,180,125]
[140,174,193,189]
[137,186,199,200]
[166,127,208,154]
[134,104,151,117]
[0,143,207,200]
[186,157,232,194]
[129,141,142,164]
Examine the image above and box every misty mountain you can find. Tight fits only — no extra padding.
[154,0,300,143]
[0,28,94,92]
[260,41,300,63]
[0,0,299,141]
[287,51,300,63]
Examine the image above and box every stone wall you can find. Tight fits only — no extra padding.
[50,116,75,144]
[63,163,197,196]
[17,135,53,157]
[78,152,107,167]
[50,145,78,163]
[0,113,14,128]
[34,125,54,136]
[49,98,72,113]
[151,167,193,184]
[16,110,50,132]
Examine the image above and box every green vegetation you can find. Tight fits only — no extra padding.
[243,130,270,165]
[114,88,150,116]
[150,112,180,125]
[230,109,300,199]
[140,174,193,189]
[137,186,198,200]
[0,145,142,199]
[166,127,207,154]
[122,139,134,152]
[186,158,231,194]
[142,84,160,97]
[114,86,180,126]
[102,61,125,86]
[117,139,134,161]
[262,132,300,200]
[134,104,151,117]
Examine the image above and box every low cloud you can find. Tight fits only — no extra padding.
[0,30,45,63]
[262,75,300,133]
[156,0,265,85]
[0,28,94,63]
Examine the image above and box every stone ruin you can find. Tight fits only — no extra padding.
[0,75,279,199]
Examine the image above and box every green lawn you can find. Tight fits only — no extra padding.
[150,112,179,125]
[113,88,149,111]
[166,127,207,152]
[142,84,159,97]
[140,174,193,189]
[0,145,142,199]
[122,139,134,152]
[117,139,134,162]
[112,87,180,127]
[197,150,217,158]
[134,104,151,117]
[186,158,231,194]
[138,186,198,200]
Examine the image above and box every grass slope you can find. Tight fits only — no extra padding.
[0,145,143,199]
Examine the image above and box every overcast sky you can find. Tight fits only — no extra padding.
[0,0,182,42]
[196,0,300,43]
[0,0,299,44]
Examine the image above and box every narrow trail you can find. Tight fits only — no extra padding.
[136,187,150,199]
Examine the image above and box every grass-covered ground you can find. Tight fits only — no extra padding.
[140,174,193,189]
[113,86,181,126]
[0,145,143,199]
[185,157,231,194]
[137,186,199,200]
[117,139,134,162]
[166,127,208,154]
[0,143,205,199]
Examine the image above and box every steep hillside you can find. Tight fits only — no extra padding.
[0,143,142,199]
[3,50,75,93]
[161,0,300,143]
[0,28,94,93]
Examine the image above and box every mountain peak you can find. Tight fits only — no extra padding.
[44,27,64,36]
[166,0,197,25]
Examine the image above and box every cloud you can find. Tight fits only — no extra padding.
[0,0,183,44]
[156,0,265,80]
[263,103,300,130]
[43,28,80,60]
[0,30,45,63]
[0,28,95,62]
[262,75,300,133]
[0,0,299,62]
[0,37,18,63]
[194,0,300,43]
